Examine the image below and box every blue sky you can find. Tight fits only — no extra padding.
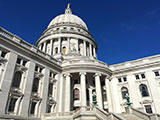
[1,0,160,65]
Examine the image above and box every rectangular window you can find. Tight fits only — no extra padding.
[123,77,127,82]
[118,78,122,83]
[46,104,52,113]
[141,74,146,79]
[30,101,36,115]
[16,58,21,64]
[8,97,17,112]
[1,51,7,58]
[154,71,160,77]
[145,105,153,114]
[48,83,53,96]
[135,75,140,79]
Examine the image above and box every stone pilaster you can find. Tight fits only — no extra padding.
[105,76,113,112]
[40,68,50,115]
[20,61,35,116]
[94,73,103,109]
[80,72,87,107]
[64,73,71,112]
[0,52,17,114]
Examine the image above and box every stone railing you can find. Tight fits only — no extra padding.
[0,27,60,66]
[63,59,108,68]
[131,108,160,120]
[111,113,126,120]
[43,111,75,118]
[94,106,110,120]
[110,54,160,71]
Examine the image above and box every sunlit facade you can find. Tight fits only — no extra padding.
[0,5,160,120]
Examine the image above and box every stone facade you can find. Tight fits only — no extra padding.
[0,5,160,120]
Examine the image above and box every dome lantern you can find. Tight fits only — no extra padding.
[65,3,72,14]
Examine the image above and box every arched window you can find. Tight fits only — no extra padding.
[139,84,149,97]
[121,87,129,99]
[12,71,22,88]
[55,47,58,54]
[32,78,39,93]
[74,88,80,100]
[62,47,66,55]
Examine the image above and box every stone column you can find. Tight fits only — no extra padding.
[105,76,113,112]
[39,44,42,50]
[80,72,87,107]
[43,42,46,53]
[95,73,103,109]
[67,38,70,54]
[83,41,86,56]
[89,43,92,57]
[64,73,71,112]
[58,38,61,54]
[76,39,79,52]
[50,39,53,55]
[93,47,97,58]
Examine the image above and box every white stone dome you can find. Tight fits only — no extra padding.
[47,6,88,30]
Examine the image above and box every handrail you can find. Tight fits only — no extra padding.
[131,108,151,120]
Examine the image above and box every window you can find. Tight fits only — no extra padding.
[118,78,122,82]
[123,77,127,82]
[32,78,39,93]
[70,28,74,30]
[145,105,153,114]
[118,77,127,83]
[30,101,36,115]
[1,51,7,58]
[121,87,129,99]
[55,47,58,54]
[35,65,43,73]
[48,83,53,96]
[62,47,66,55]
[74,80,79,84]
[102,89,107,101]
[154,71,160,77]
[12,71,22,88]
[74,88,80,100]
[50,72,55,78]
[8,97,17,112]
[16,58,27,66]
[139,84,149,97]
[56,28,59,30]
[135,73,146,80]
[141,74,146,79]
[16,58,21,64]
[46,104,52,113]
[135,75,140,79]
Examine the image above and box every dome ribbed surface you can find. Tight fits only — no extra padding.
[48,14,88,30]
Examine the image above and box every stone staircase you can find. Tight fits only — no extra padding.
[42,107,160,120]
[120,113,144,120]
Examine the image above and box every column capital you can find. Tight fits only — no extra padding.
[105,75,111,80]
[79,72,86,76]
[64,73,72,77]
[94,73,101,77]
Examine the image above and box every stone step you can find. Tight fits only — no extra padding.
[119,114,144,120]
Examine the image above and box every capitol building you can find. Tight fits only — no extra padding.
[0,4,160,120]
